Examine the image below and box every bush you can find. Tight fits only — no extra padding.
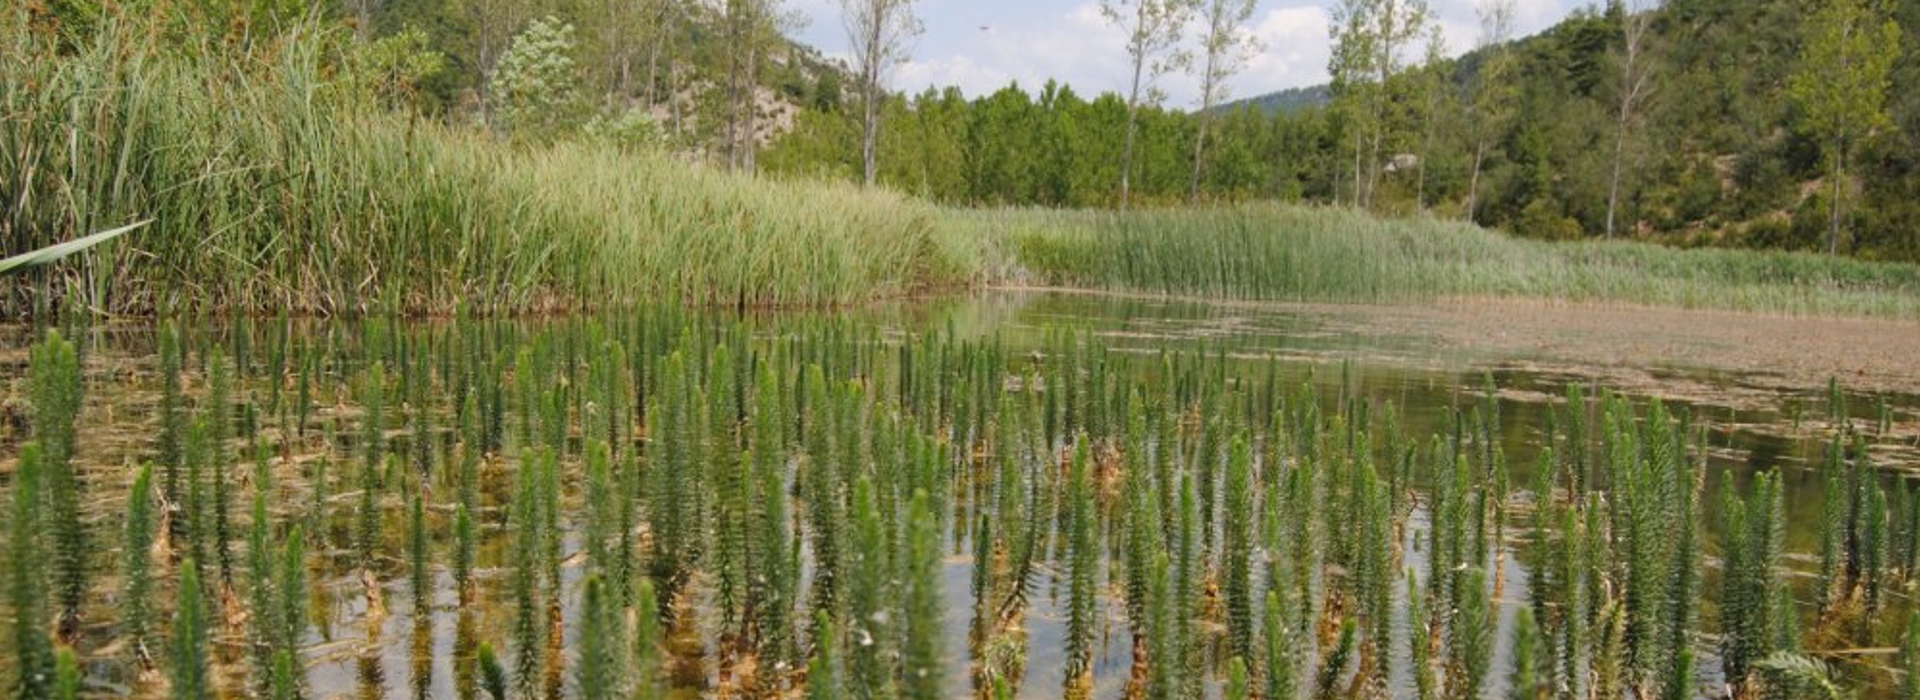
[488,17,583,138]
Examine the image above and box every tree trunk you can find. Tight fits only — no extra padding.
[1466,140,1486,225]
[1189,113,1212,204]
[1605,120,1627,239]
[1830,148,1845,256]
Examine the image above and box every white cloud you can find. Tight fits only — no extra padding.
[793,0,1580,107]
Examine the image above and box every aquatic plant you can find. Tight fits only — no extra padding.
[575,576,624,700]
[1720,471,1786,687]
[123,464,158,666]
[902,490,945,700]
[479,643,509,700]
[10,442,54,700]
[633,577,663,700]
[171,560,211,700]
[847,476,897,700]
[1508,609,1543,700]
[31,330,87,638]
[1445,568,1491,700]
[808,611,843,700]
[159,323,186,500]
[248,492,281,693]
[409,492,430,615]
[751,364,798,679]
[1223,436,1256,663]
[1064,440,1098,700]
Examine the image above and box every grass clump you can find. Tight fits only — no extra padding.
[0,18,966,316]
[975,204,1920,317]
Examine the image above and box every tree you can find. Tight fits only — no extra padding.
[839,0,922,187]
[721,0,797,171]
[1187,0,1261,201]
[1328,0,1431,209]
[1102,0,1197,208]
[1605,0,1659,239]
[488,16,585,137]
[1412,26,1450,210]
[466,0,536,116]
[1788,0,1902,255]
[1463,0,1518,224]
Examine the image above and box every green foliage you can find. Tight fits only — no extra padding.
[977,205,1920,317]
[0,17,961,316]
[488,17,584,137]
[478,642,508,700]
[575,577,624,700]
[1445,568,1491,700]
[1222,435,1255,662]
[1064,440,1099,697]
[1508,609,1542,700]
[1787,0,1904,254]
[51,645,78,700]
[124,465,157,665]
[808,611,843,700]
[171,561,211,700]
[901,490,945,700]
[30,330,86,635]
[10,441,54,700]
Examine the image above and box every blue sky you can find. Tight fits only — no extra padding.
[789,0,1585,106]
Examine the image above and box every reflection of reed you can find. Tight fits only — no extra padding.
[412,615,434,700]
[360,617,387,700]
[456,610,479,700]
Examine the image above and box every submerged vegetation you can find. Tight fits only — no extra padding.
[1,310,1916,700]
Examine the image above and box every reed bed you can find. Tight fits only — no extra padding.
[971,205,1920,318]
[3,311,1918,700]
[0,19,962,317]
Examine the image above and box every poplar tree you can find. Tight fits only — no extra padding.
[1787,0,1903,255]
[839,0,922,187]
[1101,0,1197,208]
[1186,0,1261,200]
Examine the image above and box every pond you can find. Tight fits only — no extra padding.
[2,291,1917,700]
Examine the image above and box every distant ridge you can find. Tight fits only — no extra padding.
[1217,84,1331,114]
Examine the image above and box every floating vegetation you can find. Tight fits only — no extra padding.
[0,310,1917,700]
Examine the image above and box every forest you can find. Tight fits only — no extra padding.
[21,0,1915,264]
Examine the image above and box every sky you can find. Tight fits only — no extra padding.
[788,0,1585,106]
